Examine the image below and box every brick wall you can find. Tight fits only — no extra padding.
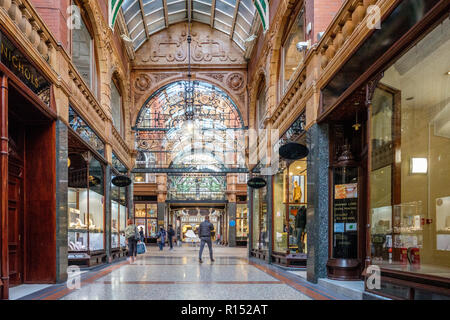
[313,0,344,42]
[30,0,70,50]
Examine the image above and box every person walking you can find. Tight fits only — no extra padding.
[125,219,139,263]
[198,215,215,263]
[167,224,175,250]
[139,227,145,243]
[156,226,167,251]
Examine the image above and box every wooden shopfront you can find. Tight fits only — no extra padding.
[0,26,57,300]
[318,0,450,299]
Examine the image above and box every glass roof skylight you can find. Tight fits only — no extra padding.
[122,0,256,50]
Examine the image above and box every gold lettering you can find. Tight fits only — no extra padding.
[34,77,39,88]
[18,61,24,74]
[12,55,18,68]
[24,68,31,80]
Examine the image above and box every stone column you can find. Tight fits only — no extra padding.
[306,123,330,283]
[247,184,253,258]
[55,119,68,283]
[266,175,274,263]
[227,195,237,247]
[127,173,134,219]
[104,165,111,262]
[156,174,167,228]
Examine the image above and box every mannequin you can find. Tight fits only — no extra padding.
[293,180,302,202]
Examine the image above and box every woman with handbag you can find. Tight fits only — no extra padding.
[125,219,139,263]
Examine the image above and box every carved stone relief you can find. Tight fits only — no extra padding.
[135,22,246,66]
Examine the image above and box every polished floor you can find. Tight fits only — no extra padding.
[18,245,344,300]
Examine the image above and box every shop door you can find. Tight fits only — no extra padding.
[7,131,24,286]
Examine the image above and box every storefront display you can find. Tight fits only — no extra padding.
[236,204,248,245]
[368,16,450,279]
[67,154,105,257]
[252,184,268,253]
[134,202,157,241]
[272,158,308,265]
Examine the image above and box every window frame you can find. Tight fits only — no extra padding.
[70,0,100,98]
[278,2,306,99]
[111,76,124,137]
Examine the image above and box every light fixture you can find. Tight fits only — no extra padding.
[410,157,428,174]
[184,0,195,121]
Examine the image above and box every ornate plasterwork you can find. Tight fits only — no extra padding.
[134,22,246,66]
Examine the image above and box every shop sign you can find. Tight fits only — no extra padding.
[112,175,132,187]
[247,177,267,189]
[279,142,309,160]
[0,30,50,106]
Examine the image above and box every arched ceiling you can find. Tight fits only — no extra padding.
[121,0,256,51]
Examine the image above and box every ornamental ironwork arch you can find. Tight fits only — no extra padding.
[133,80,247,174]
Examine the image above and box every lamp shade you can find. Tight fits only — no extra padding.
[279,142,309,160]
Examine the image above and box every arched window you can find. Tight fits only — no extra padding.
[280,6,305,94]
[71,0,98,95]
[256,79,266,129]
[110,78,123,136]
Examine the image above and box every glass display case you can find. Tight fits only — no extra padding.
[88,158,104,251]
[67,154,105,254]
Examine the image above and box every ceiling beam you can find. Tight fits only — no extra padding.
[210,0,216,28]
[138,0,150,39]
[230,0,241,38]
[163,0,169,27]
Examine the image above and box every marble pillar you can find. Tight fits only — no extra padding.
[227,202,237,247]
[306,123,330,283]
[247,185,253,258]
[104,165,111,262]
[157,202,166,228]
[266,175,274,263]
[55,120,68,283]
[127,174,134,219]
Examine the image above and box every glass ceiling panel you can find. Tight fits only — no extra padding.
[134,81,246,172]
[122,0,256,51]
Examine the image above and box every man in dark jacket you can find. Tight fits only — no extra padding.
[295,206,307,253]
[198,216,215,263]
[167,225,175,250]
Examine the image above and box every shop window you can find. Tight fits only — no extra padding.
[134,203,157,240]
[67,153,105,253]
[71,2,98,94]
[111,79,123,136]
[280,8,305,94]
[369,17,450,279]
[252,186,268,252]
[236,204,248,240]
[88,158,104,251]
[273,159,308,255]
[112,178,128,249]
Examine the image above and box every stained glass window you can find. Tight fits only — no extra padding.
[134,80,246,172]
[69,106,105,157]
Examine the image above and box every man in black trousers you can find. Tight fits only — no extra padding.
[167,224,175,250]
[198,216,215,263]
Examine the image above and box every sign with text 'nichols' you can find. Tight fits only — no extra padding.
[0,29,50,106]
